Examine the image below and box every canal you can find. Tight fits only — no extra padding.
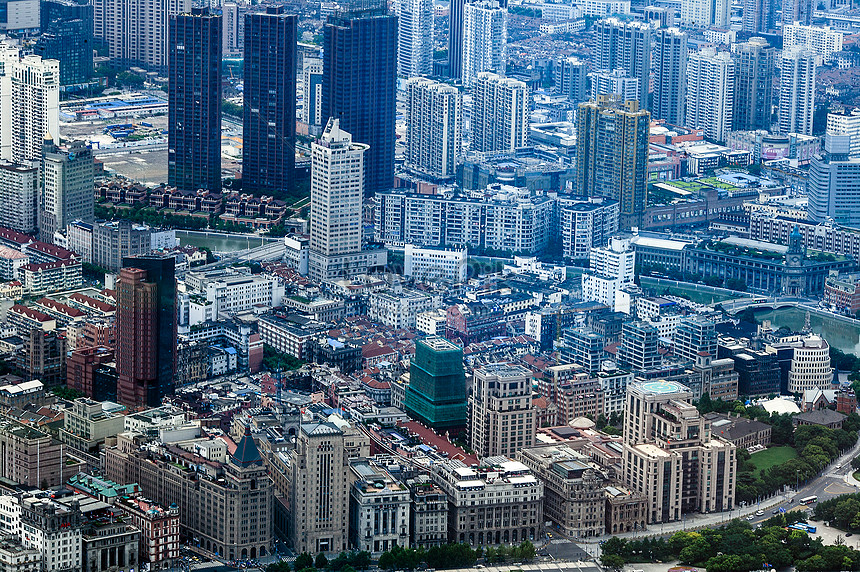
[175,230,279,252]
[752,307,860,355]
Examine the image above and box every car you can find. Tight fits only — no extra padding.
[756,510,765,516]
[746,515,755,521]
[773,509,781,514]
[848,533,854,537]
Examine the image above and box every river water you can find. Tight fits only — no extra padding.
[752,307,860,354]
[175,230,278,252]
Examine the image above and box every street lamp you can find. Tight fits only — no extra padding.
[796,469,800,491]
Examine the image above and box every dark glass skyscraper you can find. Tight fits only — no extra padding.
[116,255,177,408]
[448,0,464,79]
[242,7,297,197]
[323,4,397,197]
[168,8,222,192]
[404,337,467,434]
[35,18,93,85]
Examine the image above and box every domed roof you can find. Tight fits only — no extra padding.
[569,417,595,430]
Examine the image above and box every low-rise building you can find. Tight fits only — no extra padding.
[517,444,606,537]
[349,461,411,555]
[114,497,179,571]
[368,287,441,330]
[404,245,468,284]
[704,413,772,450]
[407,476,448,548]
[431,457,544,546]
[60,398,127,454]
[605,485,648,534]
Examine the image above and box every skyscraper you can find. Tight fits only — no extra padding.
[39,139,94,242]
[471,72,528,153]
[653,28,687,126]
[448,0,465,79]
[807,134,860,225]
[116,255,177,408]
[686,48,734,143]
[576,96,650,229]
[779,46,816,136]
[397,0,433,77]
[242,7,297,196]
[36,0,94,86]
[461,0,507,87]
[782,0,813,27]
[308,119,387,281]
[557,56,588,104]
[469,363,535,458]
[403,336,467,433]
[592,18,653,111]
[302,58,324,128]
[168,8,223,192]
[323,4,397,196]
[731,37,775,131]
[0,47,60,164]
[405,78,462,179]
[742,0,776,33]
[93,0,191,71]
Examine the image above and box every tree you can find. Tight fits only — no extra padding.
[600,554,624,572]
[315,554,328,569]
[266,562,291,572]
[377,552,395,571]
[295,553,313,571]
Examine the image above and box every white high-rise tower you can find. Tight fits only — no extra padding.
[397,0,433,77]
[472,72,528,153]
[686,48,734,143]
[308,118,387,280]
[461,0,507,88]
[406,78,462,179]
[779,46,816,136]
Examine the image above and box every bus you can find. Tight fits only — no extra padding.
[799,496,818,505]
[789,523,818,533]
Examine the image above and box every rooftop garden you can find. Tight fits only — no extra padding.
[698,240,784,260]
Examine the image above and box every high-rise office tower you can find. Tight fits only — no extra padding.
[619,321,660,371]
[302,58,324,128]
[779,46,816,136]
[242,7,296,196]
[397,0,433,77]
[308,119,387,281]
[0,48,60,164]
[826,108,860,158]
[406,78,463,179]
[403,336,467,433]
[557,56,588,104]
[807,134,860,225]
[0,162,38,234]
[471,72,528,153]
[686,48,734,143]
[116,254,177,408]
[93,0,191,70]
[34,20,93,86]
[787,335,834,394]
[469,363,535,458]
[680,0,730,28]
[39,139,94,242]
[323,3,397,196]
[653,28,687,126]
[782,0,813,26]
[36,0,94,86]
[461,0,507,87]
[731,37,775,131]
[592,18,653,111]
[588,69,640,103]
[448,0,465,79]
[742,0,776,33]
[576,96,649,229]
[623,380,735,523]
[674,316,717,362]
[168,8,223,192]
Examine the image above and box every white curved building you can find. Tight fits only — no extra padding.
[787,334,834,394]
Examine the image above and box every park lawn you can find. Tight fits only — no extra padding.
[749,446,798,476]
